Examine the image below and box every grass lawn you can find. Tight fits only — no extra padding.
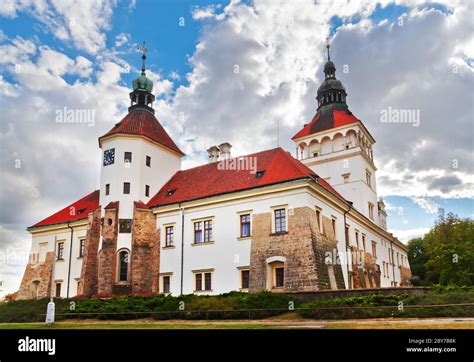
[0,317,473,329]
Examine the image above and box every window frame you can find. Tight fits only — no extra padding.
[192,218,214,244]
[272,206,288,234]
[239,213,251,238]
[193,269,214,292]
[124,151,132,164]
[119,219,132,233]
[165,225,174,247]
[79,238,85,258]
[145,184,150,197]
[57,241,65,260]
[146,155,151,167]
[123,182,131,194]
[105,183,110,196]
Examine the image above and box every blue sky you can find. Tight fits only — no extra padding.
[0,0,473,295]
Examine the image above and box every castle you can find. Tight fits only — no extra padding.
[16,46,411,300]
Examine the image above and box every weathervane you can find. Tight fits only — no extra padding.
[136,41,148,75]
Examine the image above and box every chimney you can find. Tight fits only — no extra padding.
[207,145,220,163]
[218,142,232,160]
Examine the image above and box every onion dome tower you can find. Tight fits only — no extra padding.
[129,52,155,113]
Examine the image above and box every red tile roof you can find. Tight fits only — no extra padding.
[147,147,346,207]
[99,109,184,156]
[292,108,359,140]
[30,190,100,228]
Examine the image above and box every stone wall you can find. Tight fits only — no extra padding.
[15,252,54,300]
[97,204,119,295]
[130,203,160,294]
[78,207,101,297]
[249,206,345,293]
[351,249,381,289]
[399,266,412,287]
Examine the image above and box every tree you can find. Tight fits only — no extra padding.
[407,237,429,282]
[407,213,474,286]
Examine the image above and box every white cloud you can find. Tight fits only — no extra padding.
[390,227,431,242]
[410,197,440,214]
[0,0,118,54]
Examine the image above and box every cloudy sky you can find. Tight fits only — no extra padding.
[0,0,472,296]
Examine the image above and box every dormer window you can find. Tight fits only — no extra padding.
[256,170,265,178]
[167,189,176,197]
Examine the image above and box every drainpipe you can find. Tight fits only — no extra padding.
[50,236,57,302]
[343,202,352,289]
[179,203,185,295]
[66,222,74,298]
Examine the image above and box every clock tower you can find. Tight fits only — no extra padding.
[98,52,184,253]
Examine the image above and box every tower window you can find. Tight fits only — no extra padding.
[368,203,374,220]
[366,171,372,187]
[124,152,132,163]
[119,219,132,233]
[146,155,151,167]
[145,185,150,197]
[105,184,110,196]
[118,250,129,282]
[123,182,130,194]
[79,239,85,258]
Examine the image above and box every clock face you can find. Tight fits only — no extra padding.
[103,148,115,166]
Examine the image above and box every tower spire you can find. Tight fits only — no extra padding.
[326,37,331,61]
[129,42,155,113]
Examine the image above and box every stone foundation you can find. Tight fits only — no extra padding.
[97,203,119,295]
[78,207,101,297]
[16,252,54,300]
[249,206,345,293]
[131,203,160,294]
[351,250,381,288]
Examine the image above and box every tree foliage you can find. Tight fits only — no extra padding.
[407,212,474,286]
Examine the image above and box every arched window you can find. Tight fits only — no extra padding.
[118,249,129,282]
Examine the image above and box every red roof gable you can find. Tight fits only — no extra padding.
[31,190,100,228]
[292,108,359,140]
[99,110,184,156]
[148,147,346,207]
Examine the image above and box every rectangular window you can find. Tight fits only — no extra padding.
[145,185,150,197]
[355,231,360,250]
[79,239,85,258]
[77,281,81,293]
[362,234,366,251]
[194,222,203,244]
[368,203,374,219]
[119,219,132,233]
[204,220,212,242]
[195,273,202,291]
[342,173,350,183]
[105,183,110,196]
[366,170,371,186]
[146,155,151,167]
[371,241,377,258]
[124,151,132,163]
[163,276,170,294]
[57,242,64,260]
[241,270,249,289]
[316,208,322,233]
[55,283,61,298]
[165,226,174,247]
[274,208,286,233]
[194,272,212,291]
[345,224,349,244]
[397,252,400,266]
[240,214,251,238]
[204,272,212,291]
[123,182,130,194]
[331,218,336,238]
[275,267,284,288]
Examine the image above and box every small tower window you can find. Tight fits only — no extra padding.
[124,152,132,164]
[105,184,110,196]
[123,182,131,194]
[118,250,129,282]
[146,155,151,167]
[145,185,150,197]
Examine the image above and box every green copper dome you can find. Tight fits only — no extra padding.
[132,54,153,92]
[132,73,153,92]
